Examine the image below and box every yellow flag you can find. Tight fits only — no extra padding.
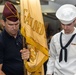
[20,0,49,74]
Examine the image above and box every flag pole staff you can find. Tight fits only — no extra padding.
[23,37,28,75]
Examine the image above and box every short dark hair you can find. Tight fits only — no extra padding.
[2,15,6,22]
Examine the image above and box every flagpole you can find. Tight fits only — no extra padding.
[23,37,28,75]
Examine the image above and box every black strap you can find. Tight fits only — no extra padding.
[59,32,76,62]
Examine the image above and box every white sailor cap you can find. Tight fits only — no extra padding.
[56,4,76,24]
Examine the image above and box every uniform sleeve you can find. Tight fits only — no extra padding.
[0,40,4,64]
[46,36,57,74]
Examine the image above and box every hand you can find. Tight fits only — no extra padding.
[20,48,30,60]
[0,70,6,75]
